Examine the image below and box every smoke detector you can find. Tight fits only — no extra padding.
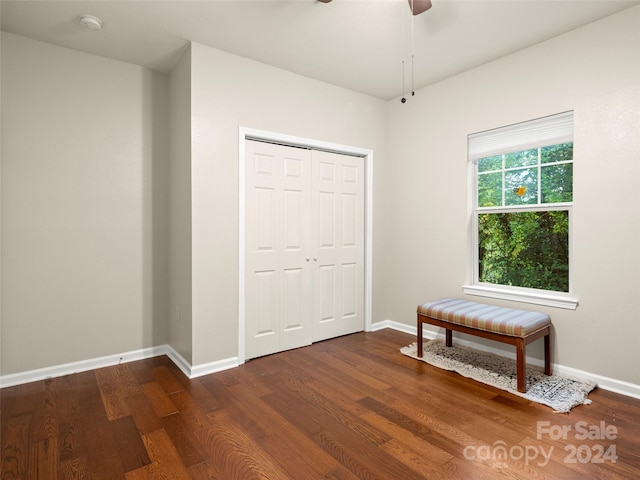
[80,15,102,31]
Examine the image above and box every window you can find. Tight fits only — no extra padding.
[464,112,578,309]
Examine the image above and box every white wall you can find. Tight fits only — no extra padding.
[384,7,640,385]
[168,46,193,364]
[0,33,170,374]
[187,43,389,366]
[2,5,638,392]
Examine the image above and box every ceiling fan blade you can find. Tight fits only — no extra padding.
[317,0,430,15]
[408,0,432,15]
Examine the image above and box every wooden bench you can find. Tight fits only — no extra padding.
[417,298,552,393]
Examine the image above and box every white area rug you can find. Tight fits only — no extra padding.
[401,340,596,413]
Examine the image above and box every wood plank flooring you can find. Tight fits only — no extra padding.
[2,329,639,479]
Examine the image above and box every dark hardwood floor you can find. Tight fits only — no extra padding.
[2,329,639,479]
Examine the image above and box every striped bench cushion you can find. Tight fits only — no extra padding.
[417,298,550,337]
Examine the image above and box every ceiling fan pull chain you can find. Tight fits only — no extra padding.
[411,0,416,97]
[401,60,407,103]
[412,54,415,96]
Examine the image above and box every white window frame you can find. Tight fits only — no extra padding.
[463,112,579,310]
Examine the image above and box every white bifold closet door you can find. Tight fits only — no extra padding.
[245,140,364,360]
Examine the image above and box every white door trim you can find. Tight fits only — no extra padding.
[238,126,374,365]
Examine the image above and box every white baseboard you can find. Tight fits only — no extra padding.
[164,346,193,379]
[0,345,167,388]
[370,319,414,335]
[165,346,239,379]
[4,327,639,401]
[189,355,240,379]
[555,364,640,399]
[373,320,640,400]
[0,344,239,389]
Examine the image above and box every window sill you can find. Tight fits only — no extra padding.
[461,284,578,310]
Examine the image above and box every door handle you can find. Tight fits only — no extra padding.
[306,257,310,262]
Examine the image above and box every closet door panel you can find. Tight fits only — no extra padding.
[312,150,365,342]
[245,141,365,358]
[245,140,312,359]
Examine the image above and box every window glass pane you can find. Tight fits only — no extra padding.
[504,148,537,169]
[541,164,573,203]
[478,172,503,207]
[478,210,569,292]
[541,142,573,164]
[505,168,538,205]
[478,154,502,172]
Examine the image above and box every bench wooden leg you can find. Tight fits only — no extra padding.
[516,339,526,393]
[544,333,552,376]
[417,317,423,358]
[445,329,452,347]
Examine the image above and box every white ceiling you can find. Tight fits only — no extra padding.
[2,0,638,100]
